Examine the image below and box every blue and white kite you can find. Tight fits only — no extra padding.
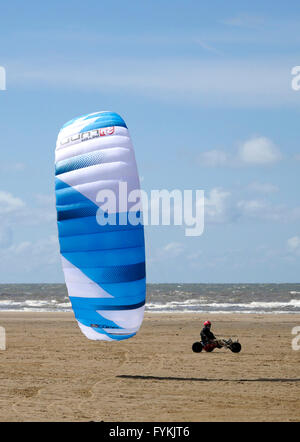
[55,111,146,341]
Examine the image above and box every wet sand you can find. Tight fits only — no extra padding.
[0,312,299,421]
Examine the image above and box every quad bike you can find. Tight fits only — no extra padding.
[192,338,241,353]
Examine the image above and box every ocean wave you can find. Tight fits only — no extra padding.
[146,299,300,313]
[1,299,299,313]
[24,300,51,307]
[0,300,23,306]
[1,283,300,314]
[0,298,72,311]
[56,302,72,308]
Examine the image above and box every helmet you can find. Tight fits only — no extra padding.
[204,320,211,327]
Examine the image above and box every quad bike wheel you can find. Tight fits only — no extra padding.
[230,342,242,353]
[192,341,203,353]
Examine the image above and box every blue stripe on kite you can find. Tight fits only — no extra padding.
[56,186,88,205]
[57,214,142,237]
[63,247,145,268]
[60,112,127,131]
[70,298,145,311]
[69,290,145,307]
[80,114,127,132]
[57,202,97,220]
[83,112,104,121]
[84,327,137,341]
[59,228,144,253]
[68,262,145,284]
[103,332,137,341]
[55,178,69,190]
[92,279,146,300]
[55,150,104,176]
[56,195,97,222]
[61,113,91,129]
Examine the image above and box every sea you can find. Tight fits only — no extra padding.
[0,283,300,314]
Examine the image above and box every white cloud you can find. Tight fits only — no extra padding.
[237,198,285,222]
[205,188,236,223]
[0,188,59,281]
[203,187,300,225]
[197,136,282,168]
[237,199,300,223]
[237,199,269,217]
[0,190,56,227]
[238,137,282,165]
[0,235,60,276]
[162,242,185,257]
[0,191,25,214]
[147,241,185,266]
[287,236,300,252]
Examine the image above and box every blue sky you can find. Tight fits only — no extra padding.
[0,1,300,283]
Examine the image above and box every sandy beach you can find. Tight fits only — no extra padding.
[0,312,299,422]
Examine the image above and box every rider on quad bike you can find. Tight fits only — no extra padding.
[192,320,242,353]
[200,320,222,349]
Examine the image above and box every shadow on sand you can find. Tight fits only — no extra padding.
[117,375,300,383]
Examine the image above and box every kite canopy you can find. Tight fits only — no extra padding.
[55,111,146,341]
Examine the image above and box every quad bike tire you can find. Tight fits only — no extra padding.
[230,342,242,353]
[192,341,203,353]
